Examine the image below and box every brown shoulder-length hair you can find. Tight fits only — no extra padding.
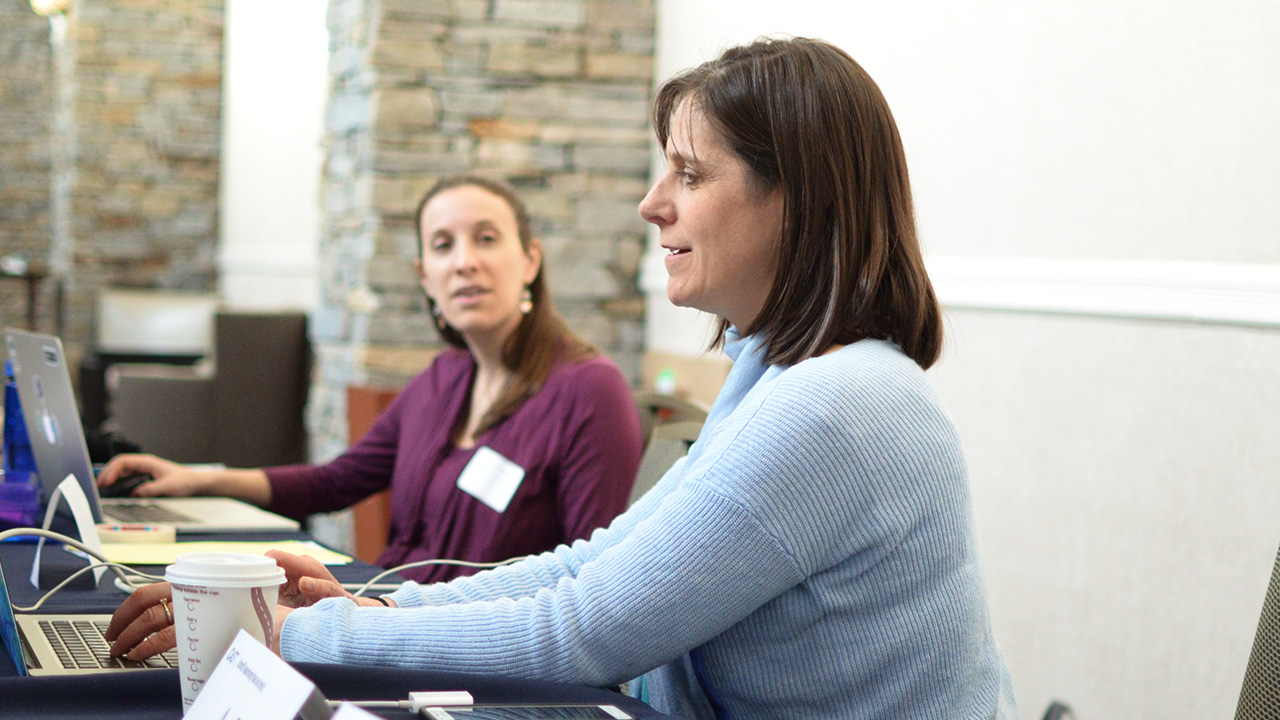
[653,37,942,369]
[414,175,596,435]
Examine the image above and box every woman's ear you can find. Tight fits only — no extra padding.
[523,238,543,285]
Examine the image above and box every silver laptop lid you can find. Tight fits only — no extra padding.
[4,328,105,524]
[4,328,299,535]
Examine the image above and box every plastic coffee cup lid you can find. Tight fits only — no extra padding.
[165,552,286,588]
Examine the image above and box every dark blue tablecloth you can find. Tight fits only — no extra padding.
[0,663,681,719]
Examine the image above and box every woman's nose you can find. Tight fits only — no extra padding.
[452,240,478,273]
[638,180,671,226]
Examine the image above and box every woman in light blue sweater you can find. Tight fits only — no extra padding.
[108,37,1017,719]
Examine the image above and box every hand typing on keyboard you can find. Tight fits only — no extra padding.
[96,472,154,498]
[96,453,205,498]
[105,582,179,661]
[95,452,274,507]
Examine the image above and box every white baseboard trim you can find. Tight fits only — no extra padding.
[644,253,1280,329]
[927,257,1280,328]
[219,256,319,278]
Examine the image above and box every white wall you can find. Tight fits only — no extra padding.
[647,1,1280,717]
[218,0,327,311]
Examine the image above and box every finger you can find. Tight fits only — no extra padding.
[277,580,308,608]
[265,549,316,571]
[132,470,193,498]
[98,454,160,487]
[125,624,177,661]
[104,582,172,641]
[109,600,175,657]
[263,549,297,569]
[96,456,134,487]
[299,577,350,603]
[274,550,337,585]
[131,479,169,498]
[262,551,302,605]
[264,550,324,585]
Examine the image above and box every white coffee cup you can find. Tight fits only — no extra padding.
[165,553,286,714]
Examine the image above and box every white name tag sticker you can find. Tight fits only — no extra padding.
[456,446,525,513]
[186,630,331,720]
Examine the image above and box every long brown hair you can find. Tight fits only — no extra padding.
[414,175,596,435]
[653,37,942,369]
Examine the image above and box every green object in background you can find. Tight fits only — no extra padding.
[655,368,676,395]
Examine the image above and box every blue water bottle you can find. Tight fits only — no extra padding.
[4,360,36,477]
[1,360,40,528]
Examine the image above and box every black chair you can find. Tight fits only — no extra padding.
[105,310,311,467]
[628,419,701,507]
[632,391,708,447]
[1042,700,1075,720]
[1236,542,1280,718]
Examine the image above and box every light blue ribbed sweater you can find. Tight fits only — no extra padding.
[281,331,1018,719]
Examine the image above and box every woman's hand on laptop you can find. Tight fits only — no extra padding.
[104,581,177,660]
[97,453,274,506]
[98,454,195,497]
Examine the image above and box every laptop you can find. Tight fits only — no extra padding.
[0,555,179,675]
[4,328,299,533]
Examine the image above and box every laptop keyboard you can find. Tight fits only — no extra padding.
[38,618,179,670]
[103,501,192,524]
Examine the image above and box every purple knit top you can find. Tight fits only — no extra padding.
[265,350,642,582]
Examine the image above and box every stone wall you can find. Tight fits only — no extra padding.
[2,0,655,492]
[311,0,656,463]
[58,0,224,343]
[0,0,54,329]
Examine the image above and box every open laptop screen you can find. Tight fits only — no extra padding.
[4,329,105,524]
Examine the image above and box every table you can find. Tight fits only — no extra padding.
[0,529,387,617]
[0,662,676,719]
[0,533,680,720]
[0,261,63,335]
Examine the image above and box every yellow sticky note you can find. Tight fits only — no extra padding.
[97,540,352,566]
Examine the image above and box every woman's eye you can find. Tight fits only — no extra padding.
[431,238,451,252]
[677,171,698,187]
[479,233,499,244]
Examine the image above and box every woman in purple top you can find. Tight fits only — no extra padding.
[98,176,643,582]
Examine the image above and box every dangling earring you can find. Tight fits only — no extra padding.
[427,295,447,331]
[519,286,533,315]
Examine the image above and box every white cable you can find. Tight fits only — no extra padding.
[13,560,162,612]
[346,556,527,597]
[0,527,165,611]
[0,527,117,570]
[339,582,402,592]
[327,690,474,711]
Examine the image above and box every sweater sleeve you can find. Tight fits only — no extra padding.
[281,477,804,687]
[279,384,830,686]
[280,344,954,690]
